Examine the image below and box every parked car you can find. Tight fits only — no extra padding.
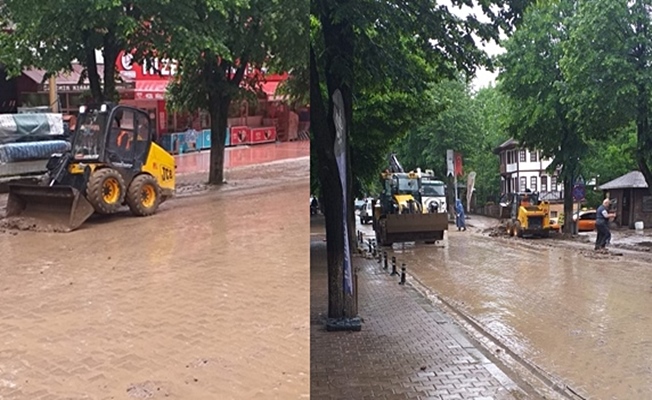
[355,198,366,211]
[551,209,596,232]
[359,200,374,224]
[574,209,597,232]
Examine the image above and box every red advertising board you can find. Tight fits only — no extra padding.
[230,126,251,146]
[250,127,277,144]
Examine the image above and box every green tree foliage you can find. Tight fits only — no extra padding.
[470,85,510,203]
[581,125,638,207]
[312,0,527,319]
[394,82,508,206]
[351,80,434,197]
[397,79,481,177]
[149,0,307,184]
[561,0,652,193]
[0,0,151,102]
[498,0,583,232]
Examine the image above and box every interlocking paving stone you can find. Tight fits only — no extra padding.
[311,238,528,400]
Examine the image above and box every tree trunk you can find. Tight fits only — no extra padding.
[316,0,357,320]
[311,46,345,318]
[102,30,119,103]
[562,176,574,234]
[208,93,230,185]
[82,31,103,104]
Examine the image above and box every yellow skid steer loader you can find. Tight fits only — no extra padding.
[5,103,176,231]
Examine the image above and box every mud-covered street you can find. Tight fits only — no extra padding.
[359,216,652,399]
[0,157,309,399]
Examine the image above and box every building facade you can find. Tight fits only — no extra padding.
[494,138,561,195]
[599,171,652,229]
[493,138,568,219]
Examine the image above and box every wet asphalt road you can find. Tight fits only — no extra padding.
[358,216,652,400]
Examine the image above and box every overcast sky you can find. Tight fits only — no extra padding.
[442,0,507,91]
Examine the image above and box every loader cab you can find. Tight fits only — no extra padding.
[72,104,153,171]
[391,173,419,197]
[510,192,541,218]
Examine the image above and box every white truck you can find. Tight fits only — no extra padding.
[416,169,447,215]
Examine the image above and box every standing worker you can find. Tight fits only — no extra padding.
[455,198,466,231]
[595,198,616,253]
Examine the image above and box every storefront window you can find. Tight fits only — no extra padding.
[60,94,69,110]
[175,112,191,131]
[199,110,210,129]
[20,93,49,108]
[68,93,84,107]
[167,111,176,134]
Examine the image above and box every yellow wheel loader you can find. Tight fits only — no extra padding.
[4,103,176,231]
[373,170,448,246]
[504,192,552,238]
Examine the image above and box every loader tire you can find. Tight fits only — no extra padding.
[86,168,126,214]
[127,174,161,217]
[507,221,514,237]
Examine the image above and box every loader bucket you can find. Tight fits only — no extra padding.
[5,184,95,232]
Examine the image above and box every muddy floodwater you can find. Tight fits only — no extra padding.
[0,161,309,399]
[365,222,652,399]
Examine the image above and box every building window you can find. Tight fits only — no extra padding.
[520,177,527,192]
[520,150,526,162]
[530,151,538,162]
[551,211,558,218]
[551,176,557,192]
[541,176,548,192]
[531,176,537,191]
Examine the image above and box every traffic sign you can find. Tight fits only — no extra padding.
[572,184,585,202]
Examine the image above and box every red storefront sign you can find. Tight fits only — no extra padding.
[116,51,288,100]
[230,126,251,146]
[250,127,276,144]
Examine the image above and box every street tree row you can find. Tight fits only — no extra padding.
[311,0,527,320]
[499,0,652,232]
[0,0,307,184]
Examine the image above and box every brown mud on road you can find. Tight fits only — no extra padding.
[0,157,308,233]
[470,214,652,263]
[0,158,310,399]
[372,225,652,400]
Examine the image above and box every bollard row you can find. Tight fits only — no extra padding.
[377,251,409,285]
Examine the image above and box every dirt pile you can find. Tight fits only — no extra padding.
[579,249,623,259]
[616,243,652,253]
[483,224,508,237]
[0,216,69,233]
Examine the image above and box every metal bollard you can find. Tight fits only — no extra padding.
[391,256,398,276]
[383,252,388,270]
[399,264,406,285]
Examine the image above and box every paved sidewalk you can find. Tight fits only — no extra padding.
[310,236,531,400]
[175,141,310,174]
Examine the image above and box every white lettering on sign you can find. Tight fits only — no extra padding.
[121,53,133,71]
[142,58,178,76]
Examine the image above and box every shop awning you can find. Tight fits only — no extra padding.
[135,80,168,100]
[262,80,286,101]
